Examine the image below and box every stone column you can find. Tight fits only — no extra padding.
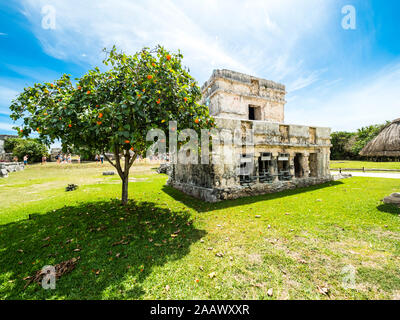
[317,151,323,177]
[302,152,310,178]
[289,152,295,178]
[271,152,279,182]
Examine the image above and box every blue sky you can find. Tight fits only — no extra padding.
[0,0,399,136]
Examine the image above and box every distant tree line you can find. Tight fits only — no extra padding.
[330,121,397,161]
[4,137,49,163]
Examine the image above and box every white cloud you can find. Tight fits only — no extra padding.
[0,122,14,131]
[285,62,400,131]
[17,0,398,133]
[0,86,19,108]
[20,0,335,84]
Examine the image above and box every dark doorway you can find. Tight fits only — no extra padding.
[248,105,261,120]
[258,152,272,183]
[239,154,254,184]
[294,153,304,178]
[278,153,291,181]
[249,106,255,120]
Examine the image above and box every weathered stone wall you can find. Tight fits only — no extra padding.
[0,135,18,162]
[0,153,13,162]
[170,163,215,189]
[168,69,332,202]
[168,176,333,203]
[0,139,4,154]
[167,117,332,202]
[0,162,24,178]
[201,70,286,122]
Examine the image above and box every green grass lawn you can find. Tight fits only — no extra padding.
[1,162,400,300]
[331,160,400,170]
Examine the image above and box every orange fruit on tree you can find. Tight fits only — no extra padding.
[87,90,91,95]
[156,99,161,104]
[166,55,171,61]
[68,124,72,127]
[184,97,188,102]
[195,118,200,124]
[77,86,82,90]
[99,113,103,118]
[97,121,102,125]
[147,75,153,80]
[130,147,134,151]
[125,140,130,144]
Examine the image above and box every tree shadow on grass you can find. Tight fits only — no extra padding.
[162,180,344,213]
[377,204,400,215]
[0,200,205,299]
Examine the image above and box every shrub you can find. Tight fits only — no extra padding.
[6,138,48,163]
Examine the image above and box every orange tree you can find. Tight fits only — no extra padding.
[10,46,213,204]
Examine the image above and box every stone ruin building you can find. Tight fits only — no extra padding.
[0,134,24,178]
[167,69,332,202]
[0,134,17,162]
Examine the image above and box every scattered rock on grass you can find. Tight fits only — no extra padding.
[65,184,78,192]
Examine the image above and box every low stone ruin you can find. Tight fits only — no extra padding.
[0,162,25,178]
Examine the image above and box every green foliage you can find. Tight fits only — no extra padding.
[9,45,213,202]
[4,138,48,163]
[3,138,18,153]
[330,131,356,160]
[331,121,390,160]
[10,45,213,157]
[351,123,388,156]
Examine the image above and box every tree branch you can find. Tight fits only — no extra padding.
[103,153,117,169]
[113,144,124,178]
[129,151,137,168]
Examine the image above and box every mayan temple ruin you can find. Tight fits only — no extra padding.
[167,69,332,202]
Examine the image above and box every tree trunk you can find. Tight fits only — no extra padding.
[121,174,129,205]
[106,146,134,205]
[121,151,131,205]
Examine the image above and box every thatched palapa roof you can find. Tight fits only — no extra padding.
[360,118,400,157]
